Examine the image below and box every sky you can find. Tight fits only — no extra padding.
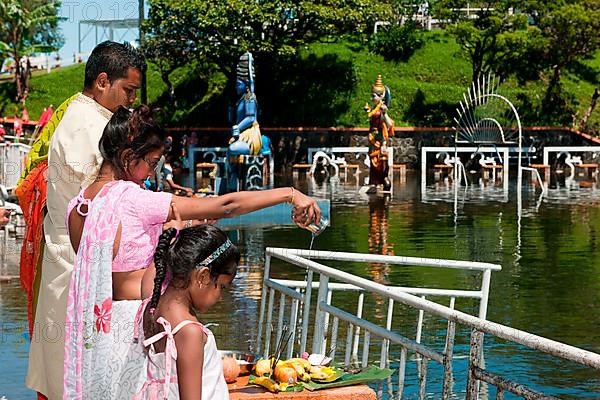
[56,0,143,65]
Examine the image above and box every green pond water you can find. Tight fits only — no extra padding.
[2,173,600,399]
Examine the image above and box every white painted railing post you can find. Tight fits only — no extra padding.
[256,254,271,355]
[300,269,314,354]
[287,296,300,359]
[264,288,275,357]
[311,273,329,354]
[479,269,491,320]
[352,292,365,360]
[466,329,484,400]
[442,297,457,399]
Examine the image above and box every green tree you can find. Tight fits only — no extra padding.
[535,1,600,124]
[434,0,600,128]
[0,0,63,102]
[143,0,392,95]
[434,0,534,82]
[143,2,197,104]
[369,0,426,62]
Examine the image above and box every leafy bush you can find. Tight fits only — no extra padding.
[369,21,424,62]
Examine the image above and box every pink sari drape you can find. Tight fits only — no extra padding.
[63,181,131,398]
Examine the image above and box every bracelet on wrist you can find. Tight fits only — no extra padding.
[288,187,295,204]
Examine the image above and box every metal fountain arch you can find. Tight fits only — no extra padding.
[459,91,524,193]
[453,74,547,267]
[453,74,544,215]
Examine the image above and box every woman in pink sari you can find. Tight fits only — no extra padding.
[63,106,320,399]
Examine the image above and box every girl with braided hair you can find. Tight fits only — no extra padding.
[63,105,320,399]
[136,224,239,399]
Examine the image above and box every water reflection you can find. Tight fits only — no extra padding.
[367,195,393,285]
[366,195,393,319]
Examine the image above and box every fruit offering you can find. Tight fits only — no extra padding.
[251,355,342,392]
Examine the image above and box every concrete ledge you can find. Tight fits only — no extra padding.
[482,165,503,169]
[196,162,218,168]
[292,164,312,169]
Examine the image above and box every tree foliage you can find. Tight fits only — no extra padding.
[434,0,600,126]
[368,0,425,62]
[369,21,424,62]
[433,0,535,82]
[143,0,392,89]
[0,0,63,102]
[536,1,600,123]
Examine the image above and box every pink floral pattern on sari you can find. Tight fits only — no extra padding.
[94,298,112,334]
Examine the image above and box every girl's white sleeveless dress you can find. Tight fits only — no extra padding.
[134,314,229,399]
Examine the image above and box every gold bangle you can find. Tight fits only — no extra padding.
[289,187,295,204]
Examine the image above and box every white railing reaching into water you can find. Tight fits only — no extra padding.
[0,142,31,190]
[256,248,600,399]
[0,142,30,272]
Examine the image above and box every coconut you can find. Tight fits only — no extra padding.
[308,353,332,366]
[222,356,241,383]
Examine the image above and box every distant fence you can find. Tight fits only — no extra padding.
[171,126,597,169]
[0,142,30,190]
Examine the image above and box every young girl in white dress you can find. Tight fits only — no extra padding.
[135,224,239,399]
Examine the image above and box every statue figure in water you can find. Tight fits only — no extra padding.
[228,52,270,156]
[226,52,272,192]
[364,75,394,192]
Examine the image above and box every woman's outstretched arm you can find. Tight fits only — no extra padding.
[170,187,321,227]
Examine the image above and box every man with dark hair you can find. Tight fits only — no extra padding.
[82,40,146,100]
[25,40,145,400]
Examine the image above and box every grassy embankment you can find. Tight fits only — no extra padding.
[0,31,598,131]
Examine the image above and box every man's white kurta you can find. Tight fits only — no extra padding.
[26,93,112,399]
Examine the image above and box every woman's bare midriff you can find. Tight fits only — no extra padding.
[112,269,146,300]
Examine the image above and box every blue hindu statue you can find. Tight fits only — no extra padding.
[228,52,265,155]
[226,52,272,192]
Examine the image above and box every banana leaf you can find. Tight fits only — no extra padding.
[311,368,345,383]
[302,366,395,391]
[247,375,305,392]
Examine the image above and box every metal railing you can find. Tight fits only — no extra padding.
[0,142,31,190]
[256,248,600,399]
[0,209,24,273]
[542,146,600,166]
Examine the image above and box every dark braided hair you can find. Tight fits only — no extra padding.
[99,104,166,180]
[144,225,240,336]
[148,227,177,315]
